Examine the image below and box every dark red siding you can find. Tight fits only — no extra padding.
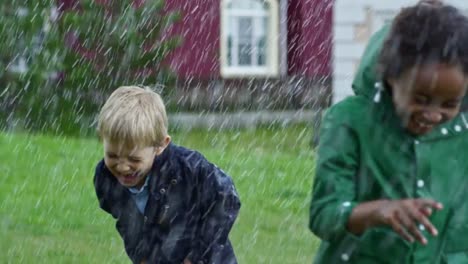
[168,0,333,78]
[288,0,333,77]
[163,0,221,79]
[58,0,333,79]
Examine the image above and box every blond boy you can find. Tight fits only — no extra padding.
[94,86,241,264]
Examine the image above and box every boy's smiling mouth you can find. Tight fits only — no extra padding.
[119,172,140,185]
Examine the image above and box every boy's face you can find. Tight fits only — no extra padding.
[389,63,467,135]
[103,138,167,188]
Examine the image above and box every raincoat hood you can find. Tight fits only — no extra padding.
[351,25,390,100]
[350,24,468,111]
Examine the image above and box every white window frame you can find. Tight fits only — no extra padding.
[220,0,279,78]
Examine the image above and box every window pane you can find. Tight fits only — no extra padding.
[257,37,266,66]
[227,36,232,66]
[238,17,252,65]
[225,0,271,68]
[257,17,268,66]
[239,43,251,65]
[239,17,253,40]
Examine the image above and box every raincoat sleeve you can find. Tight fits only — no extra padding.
[444,195,468,263]
[445,252,468,264]
[309,105,360,242]
[187,158,241,263]
[444,227,468,263]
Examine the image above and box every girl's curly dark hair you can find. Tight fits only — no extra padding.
[378,2,468,81]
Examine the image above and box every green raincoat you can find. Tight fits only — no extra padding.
[309,25,468,263]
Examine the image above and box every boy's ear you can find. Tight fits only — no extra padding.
[155,136,171,155]
[162,135,171,147]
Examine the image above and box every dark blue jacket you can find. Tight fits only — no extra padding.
[94,143,241,264]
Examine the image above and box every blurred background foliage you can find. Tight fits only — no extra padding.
[0,0,181,136]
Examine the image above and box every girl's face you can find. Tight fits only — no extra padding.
[389,63,468,135]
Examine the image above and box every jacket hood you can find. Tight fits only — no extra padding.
[351,24,468,111]
[351,25,390,99]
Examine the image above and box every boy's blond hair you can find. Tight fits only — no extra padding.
[97,86,168,147]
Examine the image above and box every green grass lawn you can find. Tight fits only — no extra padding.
[0,125,320,263]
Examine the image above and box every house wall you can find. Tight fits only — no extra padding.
[167,0,334,79]
[168,76,331,111]
[333,0,468,103]
[167,0,333,111]
[163,0,220,79]
[57,0,334,111]
[288,0,333,77]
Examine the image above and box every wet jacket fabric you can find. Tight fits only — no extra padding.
[94,143,241,264]
[309,25,468,263]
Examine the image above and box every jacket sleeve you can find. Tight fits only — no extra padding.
[94,161,142,263]
[187,157,241,264]
[309,106,360,242]
[93,160,117,218]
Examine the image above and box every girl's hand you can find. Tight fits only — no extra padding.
[374,199,443,244]
[183,258,192,264]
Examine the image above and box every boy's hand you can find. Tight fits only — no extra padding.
[183,258,192,264]
[374,199,443,244]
